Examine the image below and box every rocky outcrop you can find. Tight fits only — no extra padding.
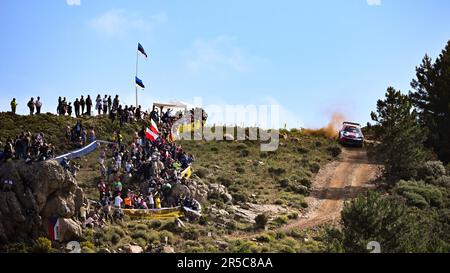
[0,160,85,243]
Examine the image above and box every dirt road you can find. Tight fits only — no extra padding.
[230,148,381,239]
[280,147,381,231]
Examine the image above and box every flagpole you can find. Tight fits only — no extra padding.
[135,47,139,108]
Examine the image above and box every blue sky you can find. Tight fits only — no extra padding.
[1,0,449,128]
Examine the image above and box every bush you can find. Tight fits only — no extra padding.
[256,234,274,243]
[239,149,250,157]
[394,180,445,208]
[341,191,429,253]
[183,228,200,241]
[299,178,312,188]
[289,184,309,195]
[110,233,121,245]
[254,213,269,230]
[327,145,342,158]
[159,231,174,244]
[274,216,289,225]
[297,147,310,154]
[279,179,290,188]
[195,167,209,179]
[236,167,245,174]
[81,241,96,252]
[309,163,320,174]
[217,177,233,187]
[148,220,162,229]
[131,230,148,240]
[135,224,148,231]
[232,192,248,203]
[32,237,52,253]
[161,220,183,233]
[268,167,286,176]
[417,161,446,180]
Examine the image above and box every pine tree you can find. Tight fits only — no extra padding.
[371,87,426,181]
[410,40,450,164]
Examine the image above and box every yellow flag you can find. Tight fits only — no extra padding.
[181,166,192,179]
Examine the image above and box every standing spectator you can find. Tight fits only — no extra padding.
[88,127,96,143]
[107,95,112,114]
[57,97,62,115]
[103,95,108,115]
[113,95,119,110]
[86,95,92,116]
[27,97,35,116]
[96,94,102,115]
[67,102,73,117]
[35,97,42,114]
[80,95,86,116]
[10,98,17,114]
[74,98,80,117]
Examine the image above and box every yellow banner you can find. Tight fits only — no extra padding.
[123,207,183,219]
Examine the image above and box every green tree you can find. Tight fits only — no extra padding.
[341,191,427,253]
[410,40,450,164]
[371,87,426,181]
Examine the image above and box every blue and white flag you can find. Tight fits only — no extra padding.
[138,43,148,59]
[135,76,145,89]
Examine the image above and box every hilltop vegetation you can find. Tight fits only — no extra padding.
[0,112,342,253]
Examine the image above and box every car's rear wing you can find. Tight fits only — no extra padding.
[343,122,361,127]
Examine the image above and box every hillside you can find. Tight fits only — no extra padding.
[0,112,352,253]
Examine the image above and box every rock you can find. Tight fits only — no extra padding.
[215,240,229,251]
[224,134,235,141]
[166,184,192,206]
[162,245,175,253]
[59,218,82,242]
[123,244,144,254]
[0,160,84,243]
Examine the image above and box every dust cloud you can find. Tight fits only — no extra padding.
[302,112,346,139]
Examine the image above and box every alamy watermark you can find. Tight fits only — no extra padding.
[170,97,280,152]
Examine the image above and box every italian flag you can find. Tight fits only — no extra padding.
[146,119,159,142]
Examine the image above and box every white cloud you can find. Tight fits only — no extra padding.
[66,0,81,6]
[367,0,381,6]
[89,9,167,37]
[182,35,249,74]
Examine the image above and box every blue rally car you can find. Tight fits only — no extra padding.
[338,122,364,147]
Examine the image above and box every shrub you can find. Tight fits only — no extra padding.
[268,167,286,176]
[217,177,233,187]
[327,145,342,158]
[279,179,290,188]
[148,220,162,229]
[310,163,320,174]
[81,241,96,251]
[236,167,245,174]
[297,147,310,154]
[288,212,299,220]
[195,167,209,179]
[135,224,148,231]
[254,213,269,230]
[131,230,148,240]
[159,231,174,244]
[299,178,312,188]
[110,233,121,245]
[256,234,274,243]
[81,247,96,253]
[211,147,219,152]
[274,199,284,205]
[161,220,183,233]
[146,230,160,244]
[274,216,289,225]
[183,228,200,241]
[417,161,446,180]
[394,180,445,208]
[232,192,248,203]
[239,149,250,157]
[289,184,309,195]
[32,237,52,253]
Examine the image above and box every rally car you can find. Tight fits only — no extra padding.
[338,122,364,147]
